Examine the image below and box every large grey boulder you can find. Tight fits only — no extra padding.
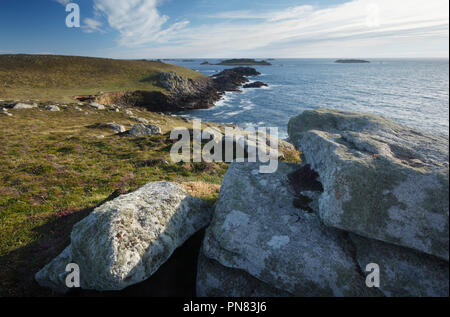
[350,234,449,297]
[197,251,291,297]
[36,182,212,292]
[288,109,449,260]
[202,162,379,297]
[129,123,162,137]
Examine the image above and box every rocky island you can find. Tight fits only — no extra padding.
[335,59,370,63]
[243,81,269,89]
[217,59,272,66]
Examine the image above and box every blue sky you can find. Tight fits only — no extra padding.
[0,0,448,58]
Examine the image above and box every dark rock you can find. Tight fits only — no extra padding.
[335,59,370,63]
[212,67,261,92]
[217,59,272,66]
[80,67,263,113]
[243,81,268,89]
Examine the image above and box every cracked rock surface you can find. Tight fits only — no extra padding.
[288,109,449,260]
[199,162,379,297]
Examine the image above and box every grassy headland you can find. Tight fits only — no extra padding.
[0,54,205,103]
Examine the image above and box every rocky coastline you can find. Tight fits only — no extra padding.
[74,66,265,113]
[35,109,449,297]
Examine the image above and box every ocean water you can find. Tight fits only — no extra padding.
[168,59,449,139]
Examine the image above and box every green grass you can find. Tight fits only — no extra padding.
[0,105,228,296]
[0,102,301,296]
[0,54,205,103]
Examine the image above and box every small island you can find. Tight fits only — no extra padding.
[335,59,370,64]
[243,81,268,89]
[218,58,272,66]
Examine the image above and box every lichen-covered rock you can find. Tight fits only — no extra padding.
[13,102,37,109]
[130,116,149,124]
[288,109,449,260]
[89,102,106,110]
[350,234,449,297]
[44,105,61,112]
[104,122,126,133]
[129,123,162,137]
[35,181,212,292]
[196,251,291,297]
[202,162,379,297]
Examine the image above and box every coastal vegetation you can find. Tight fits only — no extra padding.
[0,55,204,103]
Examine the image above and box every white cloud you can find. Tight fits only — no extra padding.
[82,18,105,34]
[92,0,189,46]
[87,0,449,58]
[54,0,70,6]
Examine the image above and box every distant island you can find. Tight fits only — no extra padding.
[218,59,272,66]
[335,59,370,64]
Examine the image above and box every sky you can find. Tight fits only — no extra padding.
[0,0,448,58]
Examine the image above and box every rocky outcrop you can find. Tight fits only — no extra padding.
[212,67,261,92]
[129,123,162,137]
[288,109,449,261]
[74,67,263,113]
[35,182,213,292]
[199,162,379,297]
[243,81,268,89]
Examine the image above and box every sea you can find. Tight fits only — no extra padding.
[166,59,449,139]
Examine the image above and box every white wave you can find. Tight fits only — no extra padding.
[215,92,235,107]
[224,109,245,118]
